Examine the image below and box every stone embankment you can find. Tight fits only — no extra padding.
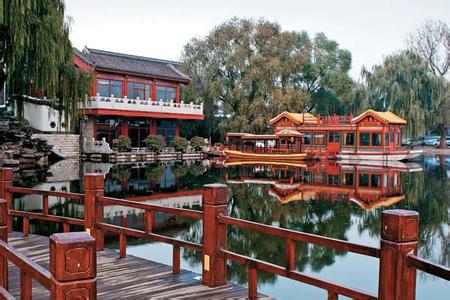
[0,117,63,184]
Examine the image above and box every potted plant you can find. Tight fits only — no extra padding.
[116,136,131,152]
[190,136,206,152]
[144,135,166,153]
[172,136,189,153]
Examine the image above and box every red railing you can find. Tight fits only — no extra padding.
[0,198,96,299]
[318,115,353,125]
[0,168,448,299]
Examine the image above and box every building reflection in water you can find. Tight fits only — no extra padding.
[223,160,422,211]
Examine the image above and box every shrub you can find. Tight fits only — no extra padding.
[172,136,189,153]
[190,136,206,151]
[117,135,131,152]
[144,135,166,153]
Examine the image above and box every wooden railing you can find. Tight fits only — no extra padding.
[0,168,448,299]
[0,199,96,299]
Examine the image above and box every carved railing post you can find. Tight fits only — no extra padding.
[379,210,419,300]
[0,168,13,232]
[0,199,8,289]
[84,174,104,251]
[50,232,97,299]
[202,184,228,287]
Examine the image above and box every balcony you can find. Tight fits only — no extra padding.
[80,96,204,120]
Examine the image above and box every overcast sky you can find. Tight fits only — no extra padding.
[66,0,449,79]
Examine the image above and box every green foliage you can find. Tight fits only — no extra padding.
[116,135,131,152]
[145,164,165,179]
[172,136,189,152]
[190,136,206,151]
[182,18,355,139]
[144,135,166,153]
[1,0,91,130]
[362,51,448,138]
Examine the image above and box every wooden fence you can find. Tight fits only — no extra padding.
[0,168,448,299]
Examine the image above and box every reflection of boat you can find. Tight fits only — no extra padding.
[223,159,307,168]
[224,161,415,210]
[338,160,423,172]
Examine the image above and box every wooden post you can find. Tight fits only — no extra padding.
[0,199,8,289]
[285,238,295,272]
[20,271,32,300]
[22,216,29,238]
[248,261,257,300]
[202,184,228,287]
[379,210,419,300]
[119,213,127,259]
[50,232,97,299]
[0,168,13,232]
[144,210,154,233]
[84,174,104,251]
[172,244,180,274]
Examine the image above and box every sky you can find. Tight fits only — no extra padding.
[65,0,449,80]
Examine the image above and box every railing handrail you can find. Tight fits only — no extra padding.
[221,249,377,300]
[7,186,83,200]
[407,253,450,280]
[98,195,203,219]
[219,214,380,257]
[0,240,52,289]
[1,168,448,300]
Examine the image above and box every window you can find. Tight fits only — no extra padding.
[303,133,311,145]
[371,174,381,187]
[396,132,400,146]
[328,175,339,185]
[329,132,340,142]
[342,173,354,186]
[359,173,369,187]
[372,133,382,146]
[97,79,123,97]
[342,133,355,146]
[313,133,326,145]
[385,133,389,145]
[157,120,176,144]
[156,86,176,102]
[96,117,122,145]
[128,82,151,100]
[128,119,150,148]
[360,133,370,146]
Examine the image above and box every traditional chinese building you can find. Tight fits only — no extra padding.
[74,47,203,148]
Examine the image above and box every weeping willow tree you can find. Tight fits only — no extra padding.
[362,51,448,139]
[1,0,91,130]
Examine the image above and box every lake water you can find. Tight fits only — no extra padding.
[13,155,449,299]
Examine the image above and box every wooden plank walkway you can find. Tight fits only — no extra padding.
[6,233,267,299]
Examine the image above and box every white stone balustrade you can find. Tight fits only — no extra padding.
[81,95,203,116]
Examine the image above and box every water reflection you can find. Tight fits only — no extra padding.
[12,156,449,299]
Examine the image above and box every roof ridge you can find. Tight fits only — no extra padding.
[87,47,182,65]
[167,64,190,80]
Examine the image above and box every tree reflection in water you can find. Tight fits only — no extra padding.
[16,157,448,292]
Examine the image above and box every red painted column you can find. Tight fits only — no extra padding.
[378,210,418,300]
[121,117,128,137]
[175,121,180,137]
[176,84,180,103]
[84,174,104,251]
[202,184,228,287]
[0,168,13,232]
[50,232,97,299]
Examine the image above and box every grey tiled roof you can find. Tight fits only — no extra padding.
[74,47,190,82]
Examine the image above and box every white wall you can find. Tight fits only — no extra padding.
[23,101,69,132]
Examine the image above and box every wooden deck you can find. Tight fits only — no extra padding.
[6,232,267,299]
